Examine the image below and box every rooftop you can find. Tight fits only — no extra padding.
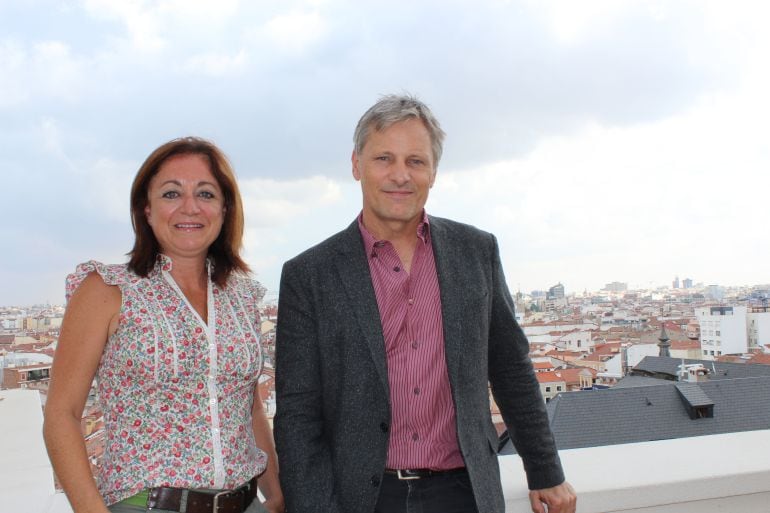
[4,387,769,512]
[540,375,770,451]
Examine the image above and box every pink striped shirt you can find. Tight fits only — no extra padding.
[358,213,464,470]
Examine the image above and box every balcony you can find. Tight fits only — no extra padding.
[3,388,769,512]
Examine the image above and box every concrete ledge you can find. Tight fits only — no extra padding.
[500,429,770,513]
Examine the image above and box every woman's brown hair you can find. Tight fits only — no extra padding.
[128,137,249,286]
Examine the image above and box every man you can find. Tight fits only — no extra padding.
[274,94,576,513]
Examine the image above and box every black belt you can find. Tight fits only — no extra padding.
[384,468,467,480]
[147,476,258,513]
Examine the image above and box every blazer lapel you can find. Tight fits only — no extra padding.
[429,217,464,384]
[333,221,390,398]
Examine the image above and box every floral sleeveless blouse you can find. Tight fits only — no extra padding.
[65,255,267,505]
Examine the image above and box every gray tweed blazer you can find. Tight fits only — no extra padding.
[274,216,564,513]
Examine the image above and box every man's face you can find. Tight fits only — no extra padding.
[352,118,436,237]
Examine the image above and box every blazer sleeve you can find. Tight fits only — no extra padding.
[486,234,566,490]
[274,259,341,513]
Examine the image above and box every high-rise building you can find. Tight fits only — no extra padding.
[707,285,725,301]
[683,278,693,289]
[604,282,628,293]
[547,283,565,299]
[673,276,680,289]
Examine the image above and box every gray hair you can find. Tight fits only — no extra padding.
[353,93,446,168]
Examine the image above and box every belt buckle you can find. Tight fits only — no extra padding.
[212,489,232,512]
[396,469,421,480]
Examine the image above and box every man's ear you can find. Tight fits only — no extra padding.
[351,150,361,181]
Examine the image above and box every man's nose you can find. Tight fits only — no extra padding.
[389,160,411,185]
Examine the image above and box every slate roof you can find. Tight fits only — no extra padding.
[612,375,670,388]
[499,375,770,454]
[631,356,770,381]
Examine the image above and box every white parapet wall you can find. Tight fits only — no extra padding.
[500,429,770,513]
[3,385,769,513]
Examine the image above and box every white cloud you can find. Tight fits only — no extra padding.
[79,158,136,222]
[534,0,645,43]
[4,0,770,304]
[431,79,770,292]
[258,9,328,55]
[240,175,343,228]
[0,40,27,107]
[182,49,248,76]
[80,0,243,52]
[0,39,89,107]
[80,0,166,51]
[31,41,89,100]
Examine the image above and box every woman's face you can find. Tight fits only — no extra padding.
[144,153,225,263]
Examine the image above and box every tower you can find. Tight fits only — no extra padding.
[658,324,671,358]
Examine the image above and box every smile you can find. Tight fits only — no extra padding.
[175,223,204,229]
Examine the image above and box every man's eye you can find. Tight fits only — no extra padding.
[376,156,389,161]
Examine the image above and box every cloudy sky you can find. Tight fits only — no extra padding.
[2,0,768,306]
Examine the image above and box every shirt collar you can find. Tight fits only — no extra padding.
[154,253,214,276]
[357,211,431,258]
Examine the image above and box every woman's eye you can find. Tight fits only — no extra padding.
[199,191,215,199]
[162,191,179,199]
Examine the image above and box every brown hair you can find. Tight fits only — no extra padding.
[128,137,249,286]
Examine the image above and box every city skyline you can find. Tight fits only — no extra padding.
[2,1,770,305]
[3,278,769,309]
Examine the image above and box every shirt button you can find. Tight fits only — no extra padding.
[380,422,389,433]
[407,298,414,305]
[393,266,400,272]
[412,432,419,441]
[413,387,420,395]
[411,341,419,349]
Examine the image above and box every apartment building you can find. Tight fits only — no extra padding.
[695,306,748,358]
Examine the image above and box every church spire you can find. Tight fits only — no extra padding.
[658,323,671,357]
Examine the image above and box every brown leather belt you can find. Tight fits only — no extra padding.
[384,467,467,480]
[147,476,258,513]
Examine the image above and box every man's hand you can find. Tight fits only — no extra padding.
[262,497,286,513]
[528,481,576,513]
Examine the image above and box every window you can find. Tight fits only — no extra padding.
[715,330,720,336]
[545,386,551,392]
[556,386,562,391]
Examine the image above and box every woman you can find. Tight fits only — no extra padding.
[43,137,284,513]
